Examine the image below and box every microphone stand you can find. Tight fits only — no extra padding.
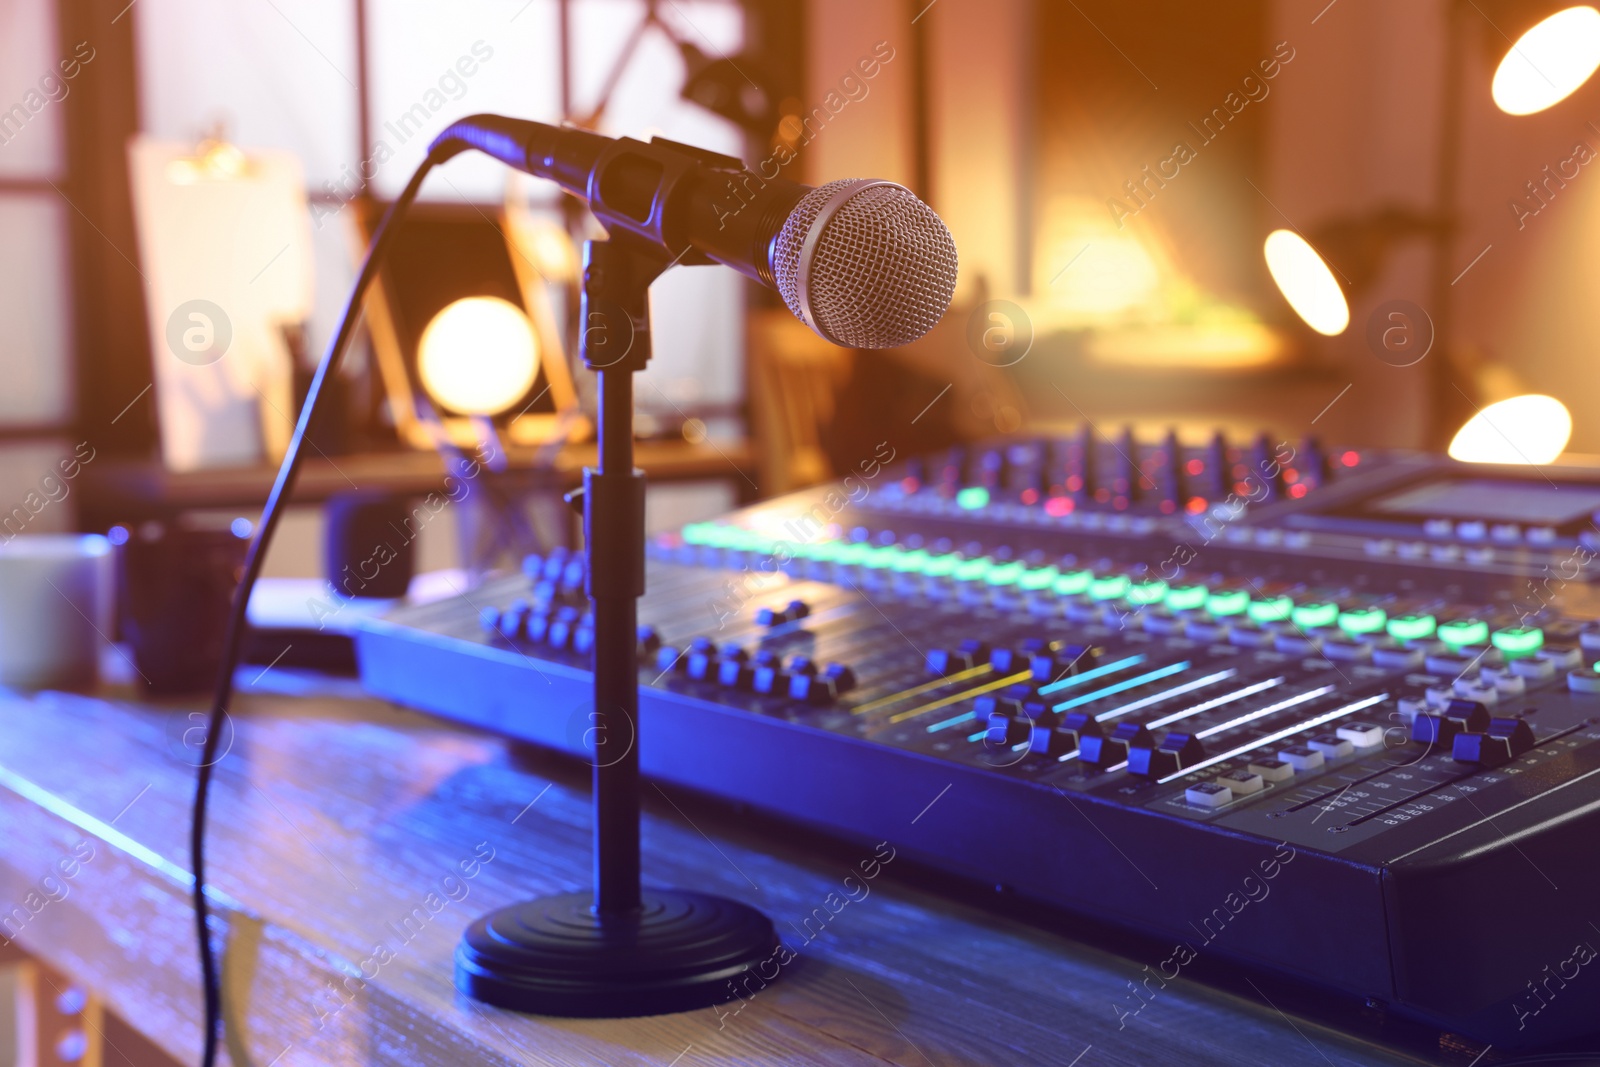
[456,236,780,1016]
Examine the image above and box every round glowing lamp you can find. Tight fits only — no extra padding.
[1263,230,1350,336]
[1447,395,1571,464]
[416,296,540,416]
[1491,6,1600,115]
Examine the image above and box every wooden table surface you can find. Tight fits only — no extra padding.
[0,677,1443,1067]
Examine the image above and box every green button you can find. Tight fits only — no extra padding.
[1247,596,1294,623]
[1491,626,1544,657]
[1166,584,1209,611]
[956,486,990,510]
[1206,589,1251,617]
[808,541,841,561]
[953,557,992,582]
[1018,565,1059,591]
[1090,574,1132,601]
[1338,607,1387,636]
[836,543,872,566]
[1127,579,1169,605]
[985,561,1026,586]
[1291,602,1339,629]
[922,553,958,578]
[890,548,928,573]
[1386,614,1436,641]
[873,545,910,568]
[1053,569,1093,596]
[1438,618,1490,649]
[681,522,714,545]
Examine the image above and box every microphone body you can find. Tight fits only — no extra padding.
[430,115,958,349]
[433,115,806,287]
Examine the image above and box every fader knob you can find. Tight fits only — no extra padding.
[1114,425,1139,502]
[1157,429,1183,511]
[1205,431,1230,498]
[977,449,1006,489]
[1069,424,1097,501]
[1251,434,1283,503]
[1301,434,1331,489]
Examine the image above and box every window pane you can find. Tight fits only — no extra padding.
[0,440,77,535]
[0,197,71,424]
[135,0,358,189]
[369,0,744,200]
[573,0,742,154]
[367,0,562,201]
[645,264,743,406]
[0,0,66,178]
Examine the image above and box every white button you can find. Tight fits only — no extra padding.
[1397,542,1428,559]
[1364,538,1396,556]
[1278,746,1325,771]
[1397,697,1429,723]
[1186,782,1232,808]
[1323,640,1373,662]
[1307,734,1354,758]
[1373,647,1425,669]
[1490,524,1521,542]
[1336,722,1386,747]
[1479,669,1526,697]
[1228,624,1277,648]
[1248,759,1295,781]
[1430,544,1462,562]
[1285,532,1313,549]
[1569,669,1600,693]
[1538,645,1583,669]
[1512,656,1557,679]
[1275,634,1322,655]
[1218,770,1266,795]
[1465,548,1496,565]
[1453,679,1500,705]
[1423,519,1453,537]
[1425,686,1454,708]
[1254,528,1284,545]
[1527,526,1556,544]
[1456,521,1487,540]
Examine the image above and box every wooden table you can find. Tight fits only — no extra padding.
[0,679,1447,1067]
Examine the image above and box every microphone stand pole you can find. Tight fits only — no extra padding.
[456,236,780,1017]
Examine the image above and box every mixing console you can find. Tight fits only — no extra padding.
[357,428,1600,1048]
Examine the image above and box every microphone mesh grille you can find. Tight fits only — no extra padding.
[773,179,958,349]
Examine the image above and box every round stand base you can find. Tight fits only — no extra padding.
[455,888,780,1017]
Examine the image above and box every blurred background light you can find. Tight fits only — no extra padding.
[417,296,540,417]
[1491,5,1600,115]
[1447,394,1572,463]
[1263,229,1349,336]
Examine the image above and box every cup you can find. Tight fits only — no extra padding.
[0,534,112,689]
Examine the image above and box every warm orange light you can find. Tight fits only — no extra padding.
[418,297,540,416]
[1263,230,1349,336]
[1448,395,1572,463]
[1492,6,1600,115]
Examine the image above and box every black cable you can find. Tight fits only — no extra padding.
[190,151,442,1067]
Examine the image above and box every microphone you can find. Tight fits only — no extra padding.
[429,114,958,349]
